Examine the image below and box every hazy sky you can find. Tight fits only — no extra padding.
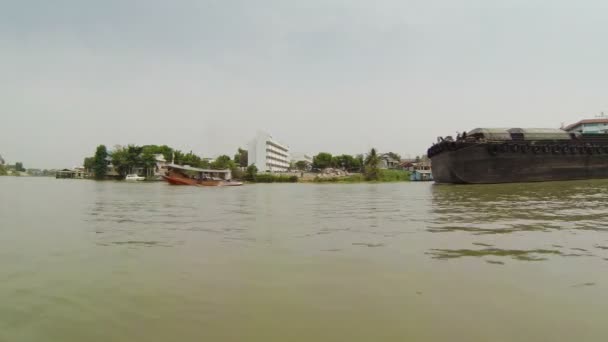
[3,0,608,168]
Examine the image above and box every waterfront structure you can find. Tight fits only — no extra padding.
[103,157,121,180]
[56,169,74,179]
[564,117,608,134]
[427,125,608,184]
[379,153,400,169]
[248,132,290,172]
[409,161,433,181]
[410,169,433,181]
[55,167,86,179]
[153,154,169,179]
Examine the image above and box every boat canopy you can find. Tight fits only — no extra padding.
[166,164,231,174]
[468,128,571,141]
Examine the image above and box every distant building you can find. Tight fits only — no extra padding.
[100,156,121,179]
[153,154,169,178]
[379,153,400,169]
[248,131,290,172]
[564,118,608,134]
[55,167,86,179]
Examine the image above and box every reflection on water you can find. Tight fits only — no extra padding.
[428,248,563,261]
[2,178,608,341]
[429,179,608,264]
[430,180,608,234]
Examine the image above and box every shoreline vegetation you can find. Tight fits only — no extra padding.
[310,169,410,183]
[4,145,413,184]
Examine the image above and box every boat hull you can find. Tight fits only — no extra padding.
[431,143,608,184]
[162,175,243,186]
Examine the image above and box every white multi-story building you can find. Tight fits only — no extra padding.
[248,132,290,172]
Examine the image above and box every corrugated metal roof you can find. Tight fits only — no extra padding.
[468,128,570,141]
[564,118,608,131]
[167,164,230,173]
[468,128,512,140]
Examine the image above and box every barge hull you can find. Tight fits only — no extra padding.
[431,144,608,184]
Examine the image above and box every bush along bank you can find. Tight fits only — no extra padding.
[251,174,299,183]
[313,170,410,183]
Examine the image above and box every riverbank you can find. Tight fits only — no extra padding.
[309,169,410,183]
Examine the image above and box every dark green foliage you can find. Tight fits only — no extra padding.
[0,165,7,176]
[231,167,245,180]
[233,148,248,167]
[385,152,401,161]
[93,145,108,180]
[15,162,25,172]
[211,155,235,170]
[141,145,173,163]
[174,150,205,168]
[141,150,157,177]
[83,157,94,172]
[313,152,333,169]
[110,146,131,177]
[331,154,361,170]
[364,148,380,181]
[295,160,308,171]
[245,164,258,181]
[111,145,149,177]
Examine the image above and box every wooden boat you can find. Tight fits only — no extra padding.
[162,164,243,187]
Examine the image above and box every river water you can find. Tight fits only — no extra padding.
[1,177,608,341]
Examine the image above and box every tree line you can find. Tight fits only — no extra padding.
[0,162,26,176]
[312,149,393,181]
[85,144,249,180]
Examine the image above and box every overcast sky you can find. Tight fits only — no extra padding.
[2,0,608,168]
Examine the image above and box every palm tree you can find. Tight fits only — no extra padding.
[364,148,380,181]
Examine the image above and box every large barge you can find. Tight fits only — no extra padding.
[427,126,608,184]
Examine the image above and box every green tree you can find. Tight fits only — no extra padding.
[93,145,109,180]
[110,146,131,177]
[173,150,185,165]
[83,157,94,172]
[142,145,173,163]
[0,165,7,176]
[141,150,157,177]
[295,160,309,171]
[313,152,333,169]
[364,148,380,181]
[233,148,248,167]
[386,152,401,161]
[174,151,205,168]
[355,154,364,170]
[332,154,358,170]
[15,162,25,172]
[211,155,235,170]
[245,164,258,181]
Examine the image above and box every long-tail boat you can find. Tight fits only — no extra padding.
[162,164,243,186]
